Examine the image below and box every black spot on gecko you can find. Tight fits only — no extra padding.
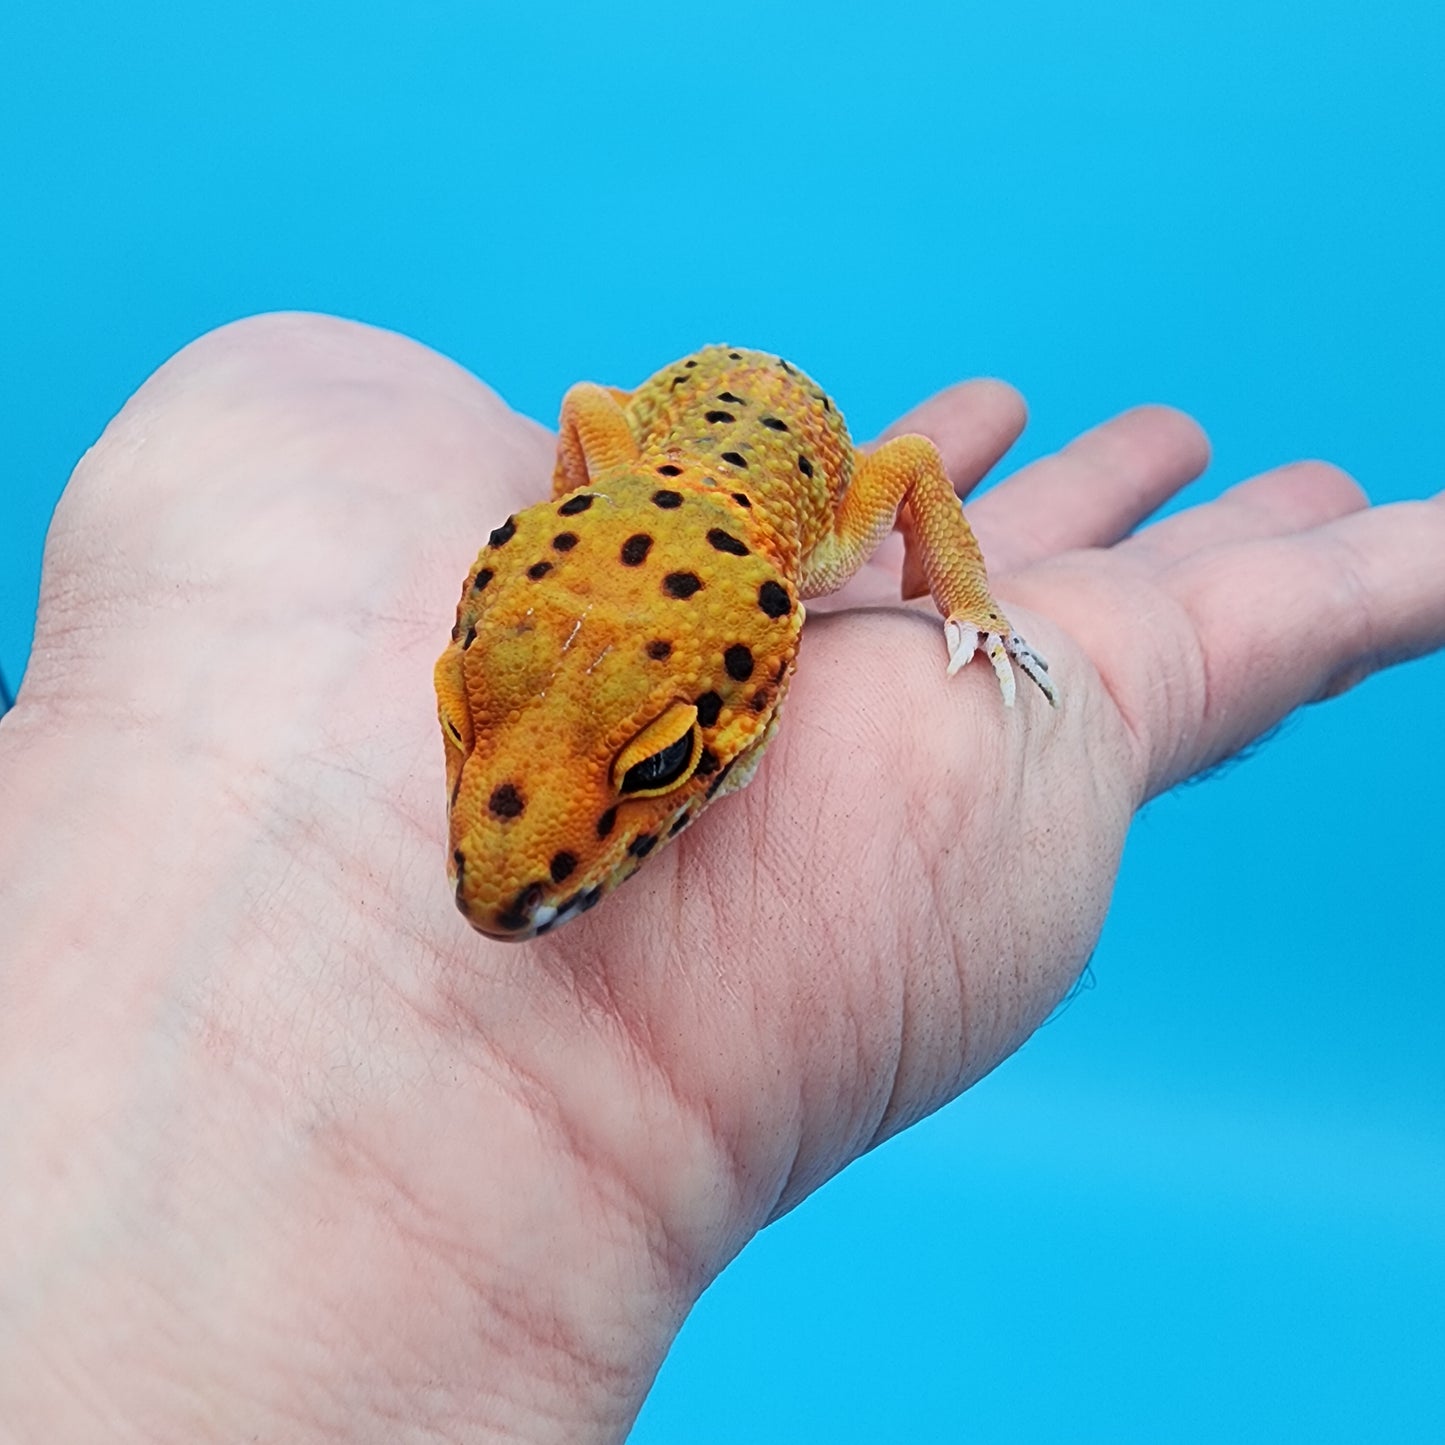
[558,493,595,516]
[728,350,742,359]
[472,568,494,592]
[628,834,658,858]
[652,489,683,508]
[732,492,752,508]
[669,813,691,836]
[750,688,772,713]
[762,416,789,432]
[463,625,477,648]
[779,359,796,374]
[707,528,750,556]
[489,517,517,547]
[657,464,683,477]
[663,571,703,598]
[758,580,791,618]
[685,358,698,367]
[549,851,577,884]
[527,561,553,580]
[717,391,747,405]
[773,659,789,683]
[823,396,833,413]
[646,639,672,660]
[489,783,525,819]
[721,451,748,468]
[552,532,579,551]
[695,691,723,726]
[671,375,685,388]
[579,886,604,913]
[596,807,617,839]
[706,410,735,425]
[695,746,720,776]
[724,645,755,682]
[620,534,653,566]
[797,454,814,478]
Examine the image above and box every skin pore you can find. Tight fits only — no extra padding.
[1,314,1442,1443]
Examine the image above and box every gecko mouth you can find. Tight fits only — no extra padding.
[455,877,606,941]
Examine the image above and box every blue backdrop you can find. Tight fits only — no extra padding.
[3,3,1441,1439]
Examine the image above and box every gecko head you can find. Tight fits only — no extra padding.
[435,473,804,940]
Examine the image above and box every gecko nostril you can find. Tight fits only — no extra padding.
[496,883,544,934]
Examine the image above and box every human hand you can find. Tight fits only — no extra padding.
[1,315,1440,1442]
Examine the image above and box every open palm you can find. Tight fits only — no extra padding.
[2,314,1440,1442]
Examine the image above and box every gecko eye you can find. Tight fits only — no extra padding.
[613,700,701,797]
[435,651,471,754]
[620,727,696,793]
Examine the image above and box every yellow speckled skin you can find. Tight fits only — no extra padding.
[435,345,1054,939]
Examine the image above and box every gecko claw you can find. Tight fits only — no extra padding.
[943,620,1058,708]
[1007,633,1059,707]
[987,633,1017,707]
[943,620,979,678]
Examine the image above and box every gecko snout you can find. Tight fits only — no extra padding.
[451,843,604,941]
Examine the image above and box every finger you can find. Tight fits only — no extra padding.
[1136,495,1445,796]
[873,377,1029,499]
[969,406,1211,575]
[1121,461,1369,567]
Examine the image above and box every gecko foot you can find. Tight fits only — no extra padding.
[943,620,1059,708]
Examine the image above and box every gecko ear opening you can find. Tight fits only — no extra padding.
[614,701,701,796]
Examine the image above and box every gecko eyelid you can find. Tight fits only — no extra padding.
[619,727,696,794]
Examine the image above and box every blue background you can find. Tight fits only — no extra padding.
[3,3,1441,1438]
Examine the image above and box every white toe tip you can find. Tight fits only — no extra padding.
[944,619,979,677]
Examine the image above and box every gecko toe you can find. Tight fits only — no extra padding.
[984,632,1017,708]
[944,619,979,678]
[1005,633,1059,708]
[944,620,1060,708]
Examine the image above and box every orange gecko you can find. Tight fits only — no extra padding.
[435,346,1056,939]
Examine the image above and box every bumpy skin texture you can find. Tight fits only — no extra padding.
[436,346,1054,939]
